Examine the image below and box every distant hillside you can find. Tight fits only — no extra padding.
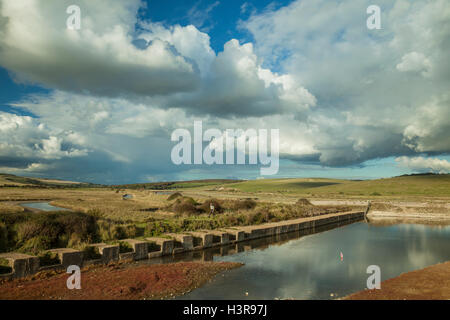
[190,175,450,197]
[2,172,449,197]
[112,179,242,190]
[0,173,98,188]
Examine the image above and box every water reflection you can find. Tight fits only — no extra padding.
[171,221,450,300]
[20,202,69,211]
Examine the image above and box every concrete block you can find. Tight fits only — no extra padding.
[222,229,245,242]
[122,239,148,260]
[89,243,119,264]
[167,233,194,250]
[173,247,185,255]
[209,230,230,244]
[148,251,162,259]
[145,237,175,255]
[189,232,214,248]
[119,252,134,261]
[250,227,269,239]
[48,248,83,268]
[0,253,39,278]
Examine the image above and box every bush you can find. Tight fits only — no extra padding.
[170,197,199,215]
[198,199,223,214]
[20,236,54,255]
[0,258,12,274]
[147,241,160,252]
[245,208,275,225]
[296,198,313,206]
[0,222,8,252]
[117,241,133,253]
[167,192,182,201]
[232,199,257,210]
[0,211,100,254]
[83,246,102,260]
[38,251,60,266]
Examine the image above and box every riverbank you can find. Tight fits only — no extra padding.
[0,261,242,300]
[344,261,450,300]
[367,211,450,223]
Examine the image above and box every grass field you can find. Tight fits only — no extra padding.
[201,174,450,198]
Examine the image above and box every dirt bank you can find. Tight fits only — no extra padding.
[0,261,242,300]
[345,261,450,300]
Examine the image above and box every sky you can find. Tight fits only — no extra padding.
[0,0,449,184]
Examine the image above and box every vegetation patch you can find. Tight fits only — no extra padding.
[0,211,100,255]
[169,197,199,216]
[198,199,223,214]
[83,246,102,260]
[296,198,313,206]
[167,192,182,201]
[147,241,160,252]
[116,241,133,253]
[0,257,12,274]
[38,251,60,266]
[232,199,257,210]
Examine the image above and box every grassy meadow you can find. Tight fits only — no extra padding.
[210,175,450,198]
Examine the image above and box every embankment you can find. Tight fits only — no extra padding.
[345,261,450,300]
[0,261,243,300]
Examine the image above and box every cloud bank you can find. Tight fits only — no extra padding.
[0,0,449,183]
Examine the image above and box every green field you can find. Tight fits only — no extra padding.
[191,174,450,198]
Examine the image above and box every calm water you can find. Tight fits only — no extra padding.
[180,221,450,300]
[20,202,68,211]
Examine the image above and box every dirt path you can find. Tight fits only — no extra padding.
[0,261,242,300]
[345,261,450,300]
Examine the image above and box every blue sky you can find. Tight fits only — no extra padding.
[0,0,449,184]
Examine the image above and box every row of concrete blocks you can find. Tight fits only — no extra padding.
[0,211,364,279]
[241,211,365,240]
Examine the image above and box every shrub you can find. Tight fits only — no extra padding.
[0,258,12,274]
[232,199,257,210]
[82,246,102,260]
[296,198,313,206]
[147,241,160,252]
[0,211,100,254]
[38,251,60,266]
[167,192,182,201]
[117,241,133,253]
[0,222,8,252]
[86,208,104,219]
[198,199,223,214]
[170,197,199,215]
[245,208,275,225]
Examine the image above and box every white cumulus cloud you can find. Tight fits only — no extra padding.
[396,156,450,173]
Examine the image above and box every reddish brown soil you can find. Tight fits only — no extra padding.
[345,261,450,300]
[0,261,242,300]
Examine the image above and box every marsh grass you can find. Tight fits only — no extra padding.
[0,211,100,255]
[0,257,12,274]
[38,251,60,266]
[82,245,102,260]
[116,241,133,253]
